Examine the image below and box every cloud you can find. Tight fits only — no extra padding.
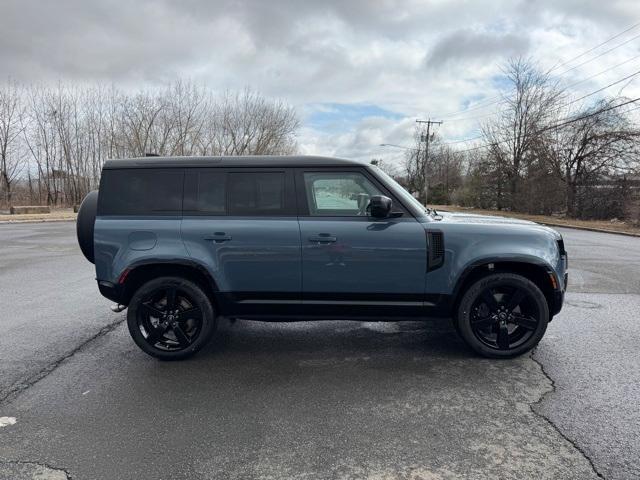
[0,0,638,164]
[426,30,530,69]
[306,103,403,133]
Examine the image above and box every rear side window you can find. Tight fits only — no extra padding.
[99,169,184,216]
[227,172,285,216]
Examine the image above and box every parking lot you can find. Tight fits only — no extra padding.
[0,221,639,480]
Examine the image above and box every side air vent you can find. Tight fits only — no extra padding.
[427,230,445,271]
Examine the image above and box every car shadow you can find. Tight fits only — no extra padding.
[198,317,472,362]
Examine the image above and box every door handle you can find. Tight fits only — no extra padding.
[309,234,337,244]
[204,232,232,243]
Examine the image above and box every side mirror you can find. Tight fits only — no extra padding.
[369,195,392,218]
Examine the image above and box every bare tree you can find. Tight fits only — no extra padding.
[23,85,62,205]
[0,81,26,207]
[165,80,208,156]
[481,58,563,210]
[205,89,299,156]
[456,149,508,209]
[540,99,640,217]
[403,131,464,204]
[1,81,300,208]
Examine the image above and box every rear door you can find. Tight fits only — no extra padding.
[296,168,427,314]
[181,168,301,308]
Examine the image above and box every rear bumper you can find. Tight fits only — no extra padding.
[97,280,124,304]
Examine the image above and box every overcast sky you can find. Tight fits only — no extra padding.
[1,0,639,165]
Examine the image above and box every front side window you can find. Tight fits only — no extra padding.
[227,172,286,216]
[303,171,383,216]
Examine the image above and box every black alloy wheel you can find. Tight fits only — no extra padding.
[470,284,539,350]
[127,277,216,360]
[455,273,549,358]
[138,287,202,350]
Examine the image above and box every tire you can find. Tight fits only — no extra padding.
[455,273,549,359]
[127,276,216,360]
[76,190,99,264]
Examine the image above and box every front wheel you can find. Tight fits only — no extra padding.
[127,277,216,360]
[455,273,549,358]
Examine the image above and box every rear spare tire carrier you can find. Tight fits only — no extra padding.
[76,190,99,264]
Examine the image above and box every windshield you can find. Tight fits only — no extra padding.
[371,166,428,215]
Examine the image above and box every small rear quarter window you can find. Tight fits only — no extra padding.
[98,168,184,216]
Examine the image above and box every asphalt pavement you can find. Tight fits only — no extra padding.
[0,222,638,479]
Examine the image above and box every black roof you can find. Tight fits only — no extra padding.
[103,155,363,169]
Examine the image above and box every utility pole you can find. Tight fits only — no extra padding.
[416,118,442,206]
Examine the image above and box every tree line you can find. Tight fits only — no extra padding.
[0,81,299,208]
[2,59,639,221]
[401,58,640,221]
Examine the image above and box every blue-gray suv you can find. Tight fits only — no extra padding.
[76,155,568,360]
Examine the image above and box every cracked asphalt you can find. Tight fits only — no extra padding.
[0,222,638,480]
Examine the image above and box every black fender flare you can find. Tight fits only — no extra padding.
[450,256,559,310]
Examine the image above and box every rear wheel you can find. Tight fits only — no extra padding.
[455,273,548,358]
[127,277,216,360]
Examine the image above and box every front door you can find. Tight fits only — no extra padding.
[296,168,427,315]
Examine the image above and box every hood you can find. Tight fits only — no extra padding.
[436,211,536,225]
[434,210,562,239]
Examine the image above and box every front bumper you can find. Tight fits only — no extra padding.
[550,272,568,316]
[551,290,564,316]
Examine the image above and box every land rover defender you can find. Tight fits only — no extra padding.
[76,156,567,359]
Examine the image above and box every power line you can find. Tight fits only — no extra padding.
[451,96,640,154]
[547,96,639,130]
[443,55,640,124]
[439,68,640,145]
[382,26,640,153]
[547,21,640,74]
[555,32,640,77]
[383,98,640,153]
[563,68,640,106]
[442,134,484,145]
[436,22,640,119]
[562,53,640,90]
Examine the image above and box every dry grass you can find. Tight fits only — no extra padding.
[0,208,77,223]
[432,205,640,236]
